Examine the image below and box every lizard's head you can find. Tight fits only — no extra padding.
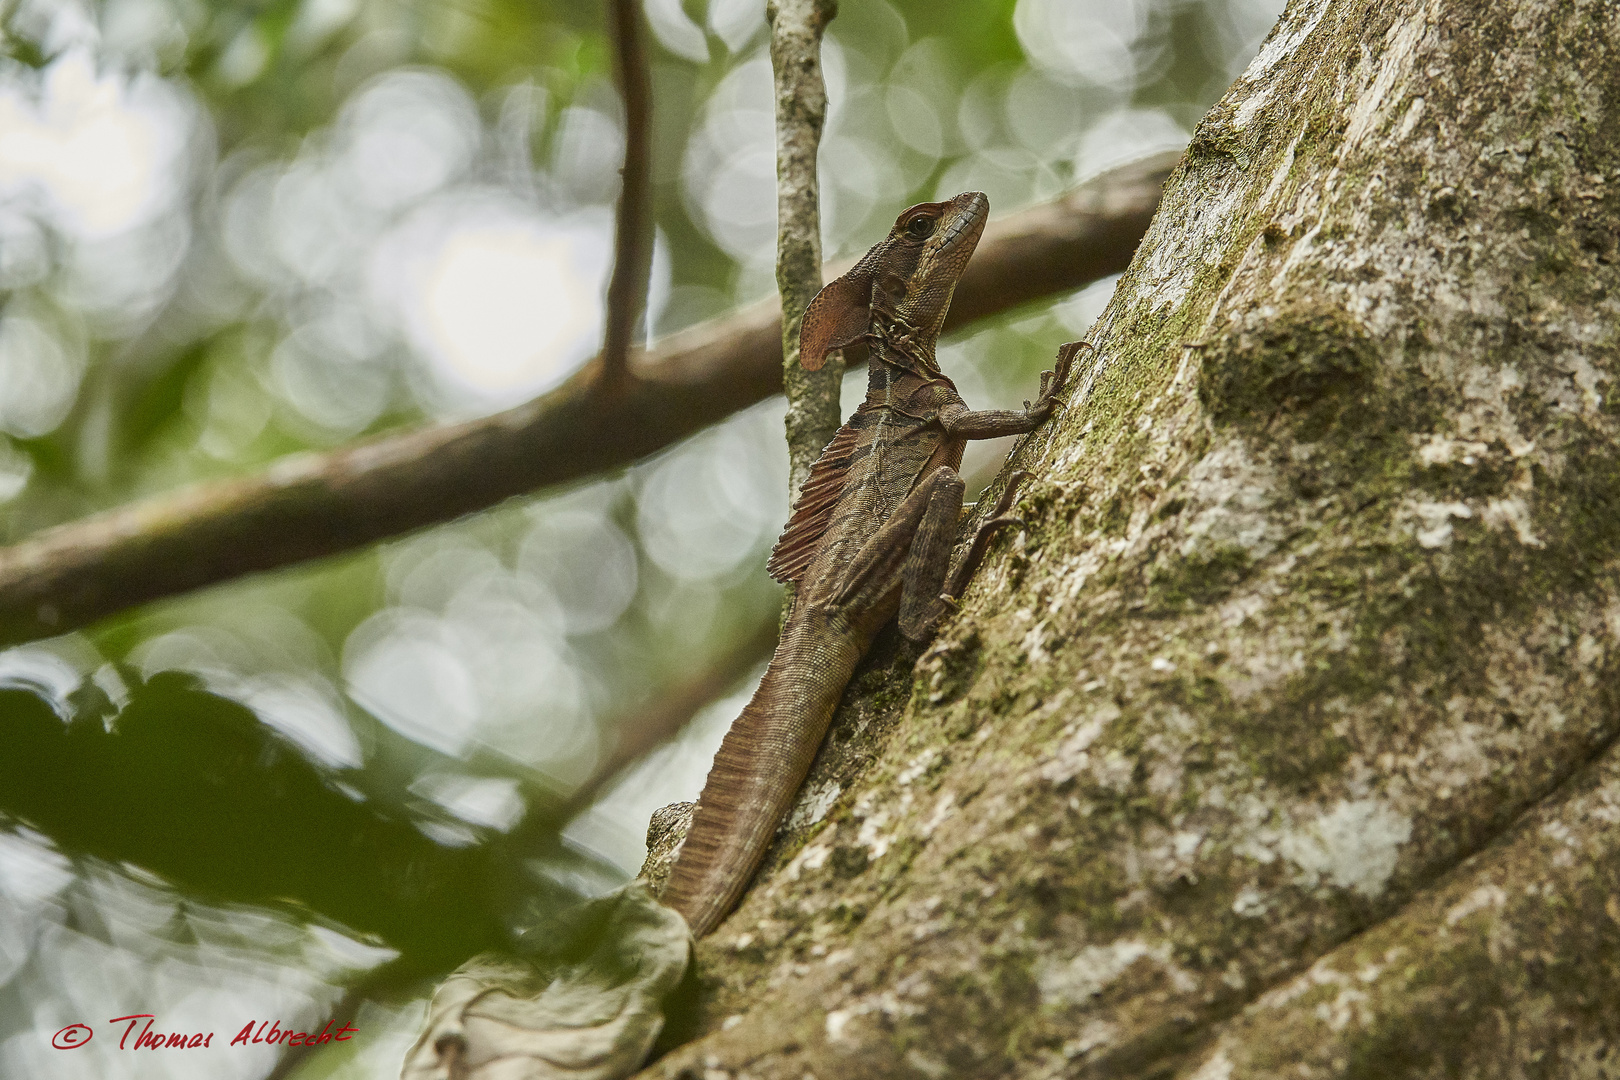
[800,191,988,372]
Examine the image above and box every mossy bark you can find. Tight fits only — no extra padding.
[643,0,1620,1076]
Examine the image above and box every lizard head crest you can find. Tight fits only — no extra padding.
[800,191,988,372]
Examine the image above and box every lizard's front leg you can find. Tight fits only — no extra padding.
[938,340,1087,439]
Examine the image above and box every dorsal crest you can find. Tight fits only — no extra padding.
[765,416,868,583]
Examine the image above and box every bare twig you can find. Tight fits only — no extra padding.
[599,0,655,393]
[769,0,840,498]
[0,151,1178,649]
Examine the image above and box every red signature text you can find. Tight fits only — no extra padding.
[50,1014,358,1050]
[229,1018,357,1047]
[109,1016,214,1050]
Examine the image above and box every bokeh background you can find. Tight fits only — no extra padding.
[0,0,1284,1075]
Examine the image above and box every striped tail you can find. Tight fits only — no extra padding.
[661,615,863,937]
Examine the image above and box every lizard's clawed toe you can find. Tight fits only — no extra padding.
[1057,339,1093,364]
[990,471,1030,517]
[977,514,1024,537]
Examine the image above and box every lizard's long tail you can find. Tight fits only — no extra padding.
[662,611,863,937]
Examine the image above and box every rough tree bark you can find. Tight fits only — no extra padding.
[643,0,1620,1076]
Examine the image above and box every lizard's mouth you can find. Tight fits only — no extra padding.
[938,191,989,256]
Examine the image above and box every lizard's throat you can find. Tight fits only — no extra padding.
[868,317,941,374]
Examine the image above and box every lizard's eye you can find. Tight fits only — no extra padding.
[905,216,936,240]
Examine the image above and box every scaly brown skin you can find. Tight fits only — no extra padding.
[661,192,1084,937]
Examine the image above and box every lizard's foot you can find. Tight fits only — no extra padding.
[942,472,1035,603]
[976,514,1024,535]
[963,514,1024,562]
[966,470,1030,563]
[989,470,1029,519]
[1056,339,1094,365]
[1025,341,1086,422]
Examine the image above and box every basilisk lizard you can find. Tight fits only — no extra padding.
[662,191,1084,937]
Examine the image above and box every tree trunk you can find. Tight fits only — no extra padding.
[643,0,1620,1075]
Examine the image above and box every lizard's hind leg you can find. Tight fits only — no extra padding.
[900,469,1036,641]
[897,470,969,642]
[830,466,962,617]
[898,470,1031,642]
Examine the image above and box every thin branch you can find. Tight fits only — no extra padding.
[599,0,655,393]
[769,0,840,499]
[0,151,1179,649]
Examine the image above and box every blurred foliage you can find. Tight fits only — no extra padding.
[0,671,508,968]
[0,0,1282,1074]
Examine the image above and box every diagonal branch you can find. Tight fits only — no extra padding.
[263,958,418,1080]
[510,614,780,848]
[0,150,1177,649]
[599,0,656,393]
